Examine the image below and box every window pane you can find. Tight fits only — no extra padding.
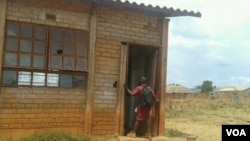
[76,44,87,57]
[34,41,46,54]
[76,32,88,43]
[19,54,31,67]
[51,29,62,41]
[50,56,62,68]
[35,27,46,40]
[5,53,17,66]
[2,70,17,85]
[76,58,87,71]
[21,24,32,38]
[51,42,62,55]
[73,75,85,88]
[18,71,31,85]
[7,23,19,36]
[20,39,32,52]
[60,74,72,88]
[47,73,59,87]
[6,38,18,52]
[33,72,45,86]
[64,57,74,69]
[33,55,44,68]
[64,30,75,42]
[64,43,74,56]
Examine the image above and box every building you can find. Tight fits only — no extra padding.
[218,86,249,99]
[0,0,201,138]
[166,85,193,99]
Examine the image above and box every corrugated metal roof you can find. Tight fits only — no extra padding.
[92,0,201,18]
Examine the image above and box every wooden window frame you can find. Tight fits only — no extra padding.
[1,21,89,88]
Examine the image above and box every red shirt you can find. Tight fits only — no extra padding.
[132,84,155,101]
[131,84,155,121]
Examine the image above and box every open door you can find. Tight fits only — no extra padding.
[124,44,159,136]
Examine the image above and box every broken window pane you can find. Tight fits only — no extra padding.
[2,70,17,85]
[51,42,62,55]
[47,73,59,87]
[73,75,85,88]
[33,72,45,86]
[18,71,31,85]
[19,54,31,67]
[7,23,19,37]
[5,53,17,67]
[3,23,88,88]
[60,74,72,88]
[6,38,18,52]
[20,39,32,53]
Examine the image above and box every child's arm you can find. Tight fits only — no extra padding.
[124,84,133,95]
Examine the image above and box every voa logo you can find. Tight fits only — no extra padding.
[226,129,246,136]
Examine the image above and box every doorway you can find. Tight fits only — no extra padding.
[124,45,159,136]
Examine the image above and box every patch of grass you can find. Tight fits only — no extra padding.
[166,99,250,118]
[0,137,13,141]
[165,98,250,141]
[19,131,92,141]
[1,132,92,141]
[0,132,119,141]
[165,128,191,137]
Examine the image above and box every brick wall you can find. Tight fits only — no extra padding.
[91,4,163,135]
[6,0,89,30]
[0,0,165,137]
[0,0,89,137]
[96,4,162,46]
[0,88,85,129]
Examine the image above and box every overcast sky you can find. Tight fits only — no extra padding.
[132,0,250,88]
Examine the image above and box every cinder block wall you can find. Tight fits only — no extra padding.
[0,88,86,131]
[0,0,164,137]
[0,0,89,137]
[91,4,163,135]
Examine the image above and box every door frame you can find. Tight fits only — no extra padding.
[116,42,163,136]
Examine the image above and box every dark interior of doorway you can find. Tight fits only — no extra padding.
[124,45,158,136]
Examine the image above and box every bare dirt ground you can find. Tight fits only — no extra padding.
[164,98,250,141]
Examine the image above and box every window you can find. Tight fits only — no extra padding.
[2,21,88,88]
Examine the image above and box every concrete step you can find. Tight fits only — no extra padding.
[118,136,168,141]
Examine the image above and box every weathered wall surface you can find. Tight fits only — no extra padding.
[0,0,164,137]
[0,0,89,137]
[91,3,163,135]
[6,0,89,29]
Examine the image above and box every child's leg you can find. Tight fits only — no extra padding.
[146,119,151,134]
[132,120,140,133]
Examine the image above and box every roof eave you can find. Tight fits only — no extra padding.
[91,0,201,18]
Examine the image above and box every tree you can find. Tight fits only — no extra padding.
[201,80,213,93]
